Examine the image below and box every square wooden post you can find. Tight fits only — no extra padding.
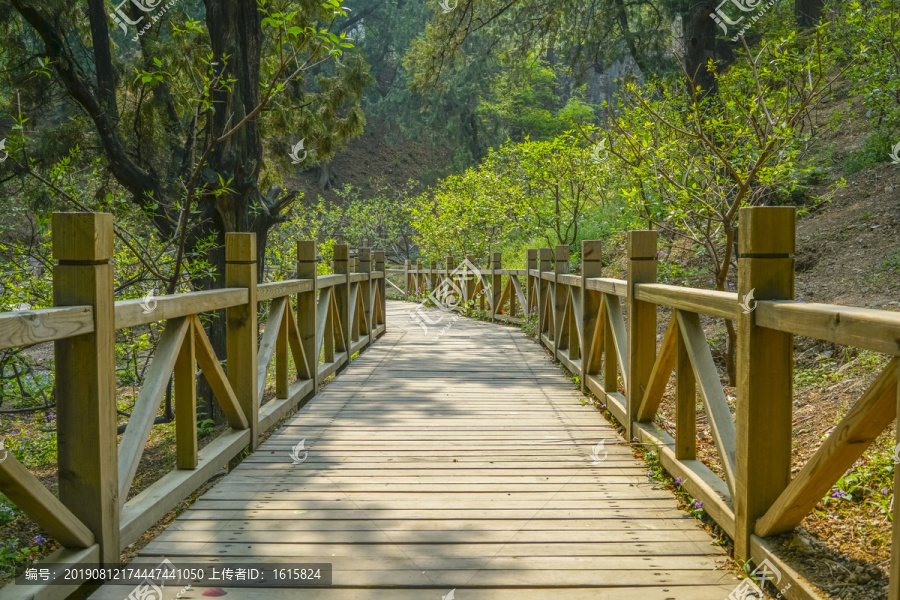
[404,259,410,301]
[734,206,795,562]
[892,364,900,600]
[297,240,318,388]
[226,233,259,450]
[359,248,373,345]
[465,254,476,308]
[537,248,551,345]
[374,251,386,329]
[53,212,119,564]
[626,231,657,440]
[491,253,502,322]
[553,245,569,359]
[333,244,350,369]
[581,240,602,393]
[526,249,537,318]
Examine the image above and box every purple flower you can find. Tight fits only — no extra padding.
[674,478,682,484]
[647,470,653,478]
[882,489,890,495]
[691,499,703,509]
[33,535,47,545]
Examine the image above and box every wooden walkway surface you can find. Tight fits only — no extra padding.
[92,301,738,599]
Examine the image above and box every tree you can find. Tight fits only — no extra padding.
[607,30,844,383]
[4,0,370,418]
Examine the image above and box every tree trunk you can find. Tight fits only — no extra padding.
[795,0,824,27]
[682,0,721,98]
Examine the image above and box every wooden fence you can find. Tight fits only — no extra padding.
[401,206,900,600]
[0,212,386,599]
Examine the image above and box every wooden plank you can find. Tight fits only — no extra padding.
[756,357,899,536]
[192,315,249,430]
[115,288,248,329]
[0,305,93,351]
[584,277,628,297]
[175,319,197,469]
[635,315,678,422]
[756,300,900,356]
[634,284,738,320]
[558,273,582,287]
[298,241,318,390]
[316,273,346,289]
[118,316,190,505]
[893,359,900,600]
[257,297,287,402]
[675,310,737,495]
[0,453,94,547]
[257,279,314,301]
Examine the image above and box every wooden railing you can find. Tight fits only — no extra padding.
[404,206,900,600]
[0,212,387,599]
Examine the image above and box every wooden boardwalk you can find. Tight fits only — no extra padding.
[92,301,738,599]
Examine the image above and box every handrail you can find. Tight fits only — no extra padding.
[404,207,897,600]
[0,213,388,598]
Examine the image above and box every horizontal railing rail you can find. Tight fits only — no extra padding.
[401,206,900,600]
[0,213,387,599]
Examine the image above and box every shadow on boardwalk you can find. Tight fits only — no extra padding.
[92,301,739,600]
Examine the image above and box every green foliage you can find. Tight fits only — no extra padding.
[841,132,894,175]
[842,0,900,136]
[609,29,844,293]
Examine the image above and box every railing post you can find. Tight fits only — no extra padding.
[297,240,318,388]
[333,244,351,367]
[404,259,410,301]
[416,258,424,295]
[491,253,502,322]
[581,240,602,393]
[465,254,476,308]
[52,212,119,564]
[893,370,900,600]
[734,207,795,562]
[359,248,373,345]
[526,249,537,318]
[374,250,386,330]
[537,248,551,346]
[445,255,454,297]
[554,245,569,359]
[626,231,657,441]
[428,259,437,291]
[226,233,259,450]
